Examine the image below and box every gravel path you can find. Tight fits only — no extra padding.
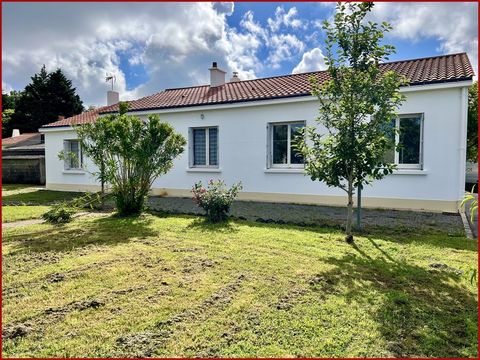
[149,196,465,234]
[2,219,44,228]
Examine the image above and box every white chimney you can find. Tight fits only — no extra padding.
[229,72,241,83]
[12,129,20,137]
[209,62,226,87]
[107,90,120,106]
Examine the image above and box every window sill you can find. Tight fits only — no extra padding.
[186,167,222,173]
[264,168,305,174]
[391,169,428,175]
[62,170,86,175]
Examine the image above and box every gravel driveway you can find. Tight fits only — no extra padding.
[149,196,465,234]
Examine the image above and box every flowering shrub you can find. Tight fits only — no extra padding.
[192,180,242,223]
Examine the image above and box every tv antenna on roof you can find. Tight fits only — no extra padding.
[105,73,116,91]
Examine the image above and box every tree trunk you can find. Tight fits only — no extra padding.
[345,178,354,243]
[100,161,105,209]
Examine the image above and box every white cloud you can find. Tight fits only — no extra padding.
[308,2,478,78]
[240,10,268,42]
[268,34,305,69]
[292,48,327,74]
[2,81,13,93]
[2,2,252,107]
[267,6,304,32]
[6,2,474,110]
[212,2,234,16]
[3,2,309,107]
[368,2,478,75]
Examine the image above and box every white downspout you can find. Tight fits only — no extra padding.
[457,86,469,208]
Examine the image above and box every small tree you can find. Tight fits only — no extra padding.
[466,81,478,162]
[297,2,406,242]
[76,103,186,215]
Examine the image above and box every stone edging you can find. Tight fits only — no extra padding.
[460,209,475,240]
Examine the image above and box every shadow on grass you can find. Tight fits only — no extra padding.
[186,217,239,233]
[362,228,477,252]
[2,190,81,205]
[315,248,477,357]
[147,211,476,252]
[3,214,157,255]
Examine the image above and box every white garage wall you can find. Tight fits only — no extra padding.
[41,83,469,212]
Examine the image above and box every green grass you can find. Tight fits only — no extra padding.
[2,184,81,205]
[2,206,50,223]
[2,214,477,358]
[2,184,36,192]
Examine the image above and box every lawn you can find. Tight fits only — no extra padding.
[2,205,50,223]
[2,184,85,223]
[2,184,81,205]
[2,212,477,358]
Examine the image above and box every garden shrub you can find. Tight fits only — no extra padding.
[192,180,242,223]
[75,102,186,216]
[41,192,111,224]
[42,204,76,224]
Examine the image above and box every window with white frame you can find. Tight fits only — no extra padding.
[63,139,83,170]
[383,114,424,169]
[269,121,305,168]
[190,127,218,167]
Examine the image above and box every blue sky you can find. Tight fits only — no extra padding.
[3,2,478,106]
[118,2,461,90]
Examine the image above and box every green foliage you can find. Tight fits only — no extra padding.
[296,2,406,239]
[460,185,477,285]
[72,116,111,205]
[192,180,242,222]
[2,108,15,138]
[41,191,110,224]
[466,81,478,162]
[2,90,22,138]
[10,65,83,133]
[76,103,186,215]
[70,191,110,210]
[461,185,478,224]
[42,204,76,224]
[2,90,22,111]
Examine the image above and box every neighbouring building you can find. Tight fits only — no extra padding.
[2,130,46,184]
[39,53,474,213]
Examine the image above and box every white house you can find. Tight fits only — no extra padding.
[39,53,474,213]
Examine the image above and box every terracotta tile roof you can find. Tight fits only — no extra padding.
[42,53,474,128]
[42,105,117,128]
[2,133,41,147]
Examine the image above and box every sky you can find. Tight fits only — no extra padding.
[2,2,478,108]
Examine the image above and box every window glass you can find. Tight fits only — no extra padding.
[399,117,421,164]
[290,123,304,164]
[382,119,396,164]
[209,128,218,166]
[63,140,82,169]
[191,127,218,167]
[193,129,206,166]
[69,141,80,169]
[272,124,288,164]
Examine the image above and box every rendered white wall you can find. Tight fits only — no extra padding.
[42,85,468,206]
